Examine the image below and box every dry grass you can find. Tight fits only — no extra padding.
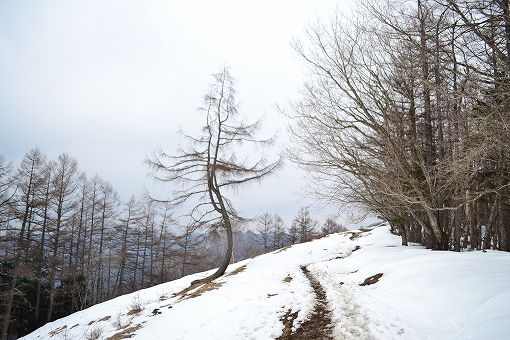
[98,315,111,322]
[302,234,326,243]
[277,309,299,339]
[347,232,361,241]
[126,308,142,316]
[183,282,223,300]
[111,313,128,330]
[106,323,143,340]
[275,245,292,253]
[85,325,104,340]
[226,265,247,277]
[169,266,243,305]
[70,324,79,330]
[48,325,67,337]
[127,295,143,315]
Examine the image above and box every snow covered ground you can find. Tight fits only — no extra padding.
[22,224,510,339]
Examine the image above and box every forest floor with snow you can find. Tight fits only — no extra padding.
[22,224,510,340]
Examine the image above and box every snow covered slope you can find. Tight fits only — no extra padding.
[22,225,510,339]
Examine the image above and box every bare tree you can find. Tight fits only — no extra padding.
[256,212,273,253]
[271,214,287,250]
[0,155,14,226]
[151,201,177,285]
[146,67,281,284]
[441,0,510,251]
[0,156,14,340]
[287,1,463,249]
[175,221,206,277]
[321,217,346,235]
[94,179,119,303]
[46,153,79,322]
[1,149,47,340]
[113,195,138,296]
[291,207,318,243]
[286,0,510,251]
[287,221,299,245]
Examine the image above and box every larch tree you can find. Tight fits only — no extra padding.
[113,195,138,296]
[0,156,14,340]
[175,221,206,277]
[146,67,281,284]
[0,155,14,225]
[442,0,510,250]
[321,217,346,236]
[271,214,287,250]
[292,206,318,243]
[1,149,47,340]
[46,153,79,322]
[256,212,274,253]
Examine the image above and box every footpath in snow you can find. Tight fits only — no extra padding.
[22,225,510,340]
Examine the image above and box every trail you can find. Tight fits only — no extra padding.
[278,241,374,340]
[309,255,375,339]
[277,265,334,340]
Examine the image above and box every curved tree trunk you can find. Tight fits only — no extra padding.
[192,214,233,285]
[192,183,233,285]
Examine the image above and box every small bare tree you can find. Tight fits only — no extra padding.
[292,206,318,243]
[321,217,346,236]
[256,212,273,253]
[146,67,281,284]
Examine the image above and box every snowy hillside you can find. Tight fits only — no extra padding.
[21,225,510,340]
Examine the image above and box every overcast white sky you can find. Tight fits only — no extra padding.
[0,0,355,227]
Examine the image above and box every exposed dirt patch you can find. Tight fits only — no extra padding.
[70,324,79,329]
[106,323,143,340]
[278,266,334,339]
[360,273,383,286]
[283,275,293,283]
[226,265,247,277]
[98,315,111,322]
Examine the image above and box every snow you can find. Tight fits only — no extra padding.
[21,224,510,340]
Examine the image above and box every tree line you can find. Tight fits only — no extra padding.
[288,0,510,251]
[0,149,185,339]
[0,148,343,339]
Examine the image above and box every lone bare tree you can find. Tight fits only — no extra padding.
[146,67,281,284]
